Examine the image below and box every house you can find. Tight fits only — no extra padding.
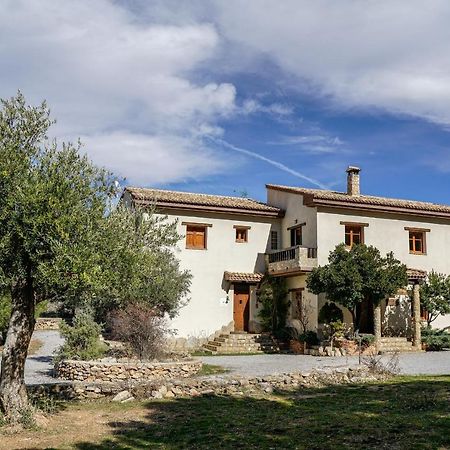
[123,167,450,348]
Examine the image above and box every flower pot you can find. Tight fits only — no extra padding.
[289,340,305,354]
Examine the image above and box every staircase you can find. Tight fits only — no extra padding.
[378,337,420,354]
[203,332,279,355]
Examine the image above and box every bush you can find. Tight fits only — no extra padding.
[0,294,12,343]
[299,330,319,346]
[109,302,169,361]
[257,276,289,334]
[56,309,107,361]
[422,327,450,351]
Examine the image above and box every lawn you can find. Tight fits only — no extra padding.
[0,375,449,449]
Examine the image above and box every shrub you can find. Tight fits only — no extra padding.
[318,302,343,324]
[299,330,319,346]
[56,309,107,361]
[109,302,169,361]
[421,327,450,351]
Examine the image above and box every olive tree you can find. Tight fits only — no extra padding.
[0,93,190,422]
[307,244,407,332]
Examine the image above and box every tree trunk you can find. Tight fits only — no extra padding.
[0,281,35,423]
[373,303,382,353]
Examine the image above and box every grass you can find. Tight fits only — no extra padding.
[0,375,449,449]
[196,363,228,376]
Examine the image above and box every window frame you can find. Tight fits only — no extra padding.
[234,225,250,243]
[182,222,212,250]
[270,230,278,250]
[405,227,429,255]
[288,222,305,247]
[340,221,369,248]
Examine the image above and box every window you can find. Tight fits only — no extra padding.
[183,223,211,250]
[270,230,278,250]
[341,221,368,248]
[290,226,302,246]
[235,226,248,243]
[344,225,363,247]
[405,227,429,255]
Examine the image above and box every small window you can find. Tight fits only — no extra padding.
[290,227,302,246]
[235,227,248,243]
[186,225,207,250]
[270,230,278,250]
[409,230,426,254]
[345,225,363,248]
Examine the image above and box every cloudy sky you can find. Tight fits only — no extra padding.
[1,0,450,203]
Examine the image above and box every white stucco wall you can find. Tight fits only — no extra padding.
[316,207,450,328]
[154,208,278,338]
[267,189,317,248]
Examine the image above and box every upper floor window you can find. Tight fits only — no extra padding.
[340,221,368,248]
[234,225,250,243]
[270,230,278,250]
[289,225,303,247]
[183,222,211,250]
[405,227,429,255]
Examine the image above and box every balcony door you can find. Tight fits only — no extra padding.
[290,226,302,247]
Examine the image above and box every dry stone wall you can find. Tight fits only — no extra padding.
[55,359,202,383]
[34,317,62,330]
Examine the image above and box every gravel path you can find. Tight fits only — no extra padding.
[200,352,450,377]
[24,330,64,384]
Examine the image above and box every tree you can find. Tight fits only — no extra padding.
[420,271,450,327]
[257,275,289,336]
[307,244,407,333]
[0,93,191,422]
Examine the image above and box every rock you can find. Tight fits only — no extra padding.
[165,390,175,399]
[158,385,168,396]
[121,396,135,403]
[112,390,132,402]
[151,390,163,399]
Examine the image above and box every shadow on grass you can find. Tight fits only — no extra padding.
[74,376,450,450]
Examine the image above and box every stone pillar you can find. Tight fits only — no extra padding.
[412,282,422,349]
[373,303,382,353]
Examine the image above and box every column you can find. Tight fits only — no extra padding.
[373,303,382,353]
[412,282,422,349]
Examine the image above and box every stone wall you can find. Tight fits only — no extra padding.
[35,317,62,331]
[29,366,387,401]
[55,359,202,383]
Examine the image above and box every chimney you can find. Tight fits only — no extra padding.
[346,166,361,196]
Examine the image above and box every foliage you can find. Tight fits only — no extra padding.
[307,244,407,330]
[0,93,191,419]
[108,302,169,360]
[56,309,107,362]
[420,271,450,327]
[256,275,289,335]
[299,330,319,346]
[421,327,450,351]
[322,320,349,344]
[0,294,11,343]
[318,302,343,324]
[359,334,376,346]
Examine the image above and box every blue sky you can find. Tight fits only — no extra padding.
[1,0,449,204]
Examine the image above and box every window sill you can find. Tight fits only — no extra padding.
[409,251,426,256]
[186,247,207,251]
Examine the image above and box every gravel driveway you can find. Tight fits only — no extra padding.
[200,352,450,377]
[25,330,64,384]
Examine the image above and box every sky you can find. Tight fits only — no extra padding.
[1,0,449,204]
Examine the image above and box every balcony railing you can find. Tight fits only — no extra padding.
[266,245,318,276]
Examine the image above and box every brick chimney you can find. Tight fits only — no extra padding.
[346,166,361,196]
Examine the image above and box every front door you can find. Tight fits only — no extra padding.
[233,284,250,332]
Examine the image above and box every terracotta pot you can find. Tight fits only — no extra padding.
[289,340,305,354]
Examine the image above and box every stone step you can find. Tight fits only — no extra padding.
[380,337,410,343]
[203,332,279,355]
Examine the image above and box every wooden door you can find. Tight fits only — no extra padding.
[233,284,250,332]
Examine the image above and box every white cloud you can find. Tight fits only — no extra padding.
[211,0,450,125]
[0,0,236,184]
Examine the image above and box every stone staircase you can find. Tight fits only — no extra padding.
[203,332,279,355]
[378,337,420,353]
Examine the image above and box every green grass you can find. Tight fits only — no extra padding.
[72,375,450,450]
[196,363,228,376]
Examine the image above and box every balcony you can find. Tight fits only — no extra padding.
[266,245,318,276]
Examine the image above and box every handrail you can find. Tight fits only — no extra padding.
[268,245,317,263]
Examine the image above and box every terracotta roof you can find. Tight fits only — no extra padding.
[125,187,283,218]
[407,268,428,281]
[266,184,450,219]
[224,271,264,283]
